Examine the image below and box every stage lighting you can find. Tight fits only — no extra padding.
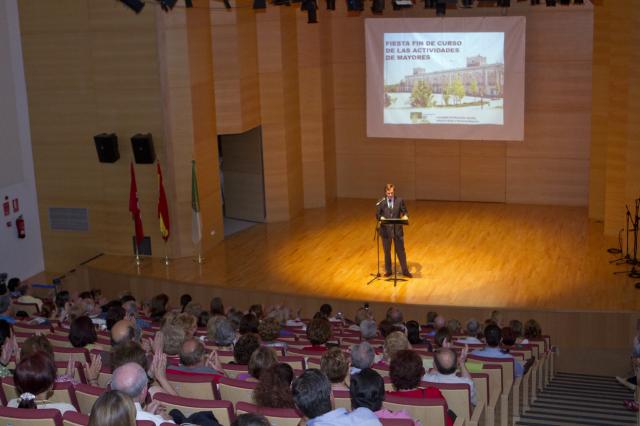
[159,0,177,11]
[371,0,384,14]
[545,0,556,5]
[119,0,145,13]
[392,0,412,10]
[346,0,364,11]
[301,0,318,22]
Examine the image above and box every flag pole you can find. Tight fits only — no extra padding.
[163,240,170,266]
[134,241,142,266]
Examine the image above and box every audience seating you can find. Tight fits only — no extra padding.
[96,365,112,388]
[379,418,415,426]
[13,301,40,316]
[422,381,483,426]
[53,347,91,364]
[468,363,501,426]
[61,412,88,426]
[48,334,75,348]
[467,354,519,426]
[332,390,351,410]
[73,383,104,415]
[383,394,463,426]
[2,378,79,411]
[165,373,217,400]
[55,361,87,384]
[0,406,62,426]
[221,363,248,379]
[277,355,305,370]
[13,322,52,334]
[216,377,257,406]
[236,401,301,426]
[153,393,235,426]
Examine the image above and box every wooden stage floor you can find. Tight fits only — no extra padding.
[88,199,639,313]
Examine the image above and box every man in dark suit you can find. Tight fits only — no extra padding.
[376,183,412,278]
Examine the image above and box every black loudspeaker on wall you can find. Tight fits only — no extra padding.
[94,133,120,163]
[131,133,156,164]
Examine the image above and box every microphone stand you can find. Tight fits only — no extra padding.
[367,219,382,285]
[615,199,640,278]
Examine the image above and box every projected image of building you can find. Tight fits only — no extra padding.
[397,55,504,97]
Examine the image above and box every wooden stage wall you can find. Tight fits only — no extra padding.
[64,199,640,377]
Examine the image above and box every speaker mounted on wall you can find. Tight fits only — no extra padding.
[94,133,120,163]
[131,133,156,164]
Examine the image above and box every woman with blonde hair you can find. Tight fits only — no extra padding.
[88,390,136,426]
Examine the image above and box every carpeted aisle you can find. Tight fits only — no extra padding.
[516,372,637,425]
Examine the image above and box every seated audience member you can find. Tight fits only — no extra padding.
[111,362,175,425]
[209,317,236,350]
[166,338,225,379]
[239,313,259,335]
[105,306,126,331]
[209,296,225,317]
[523,319,542,341]
[21,335,101,386]
[111,319,137,347]
[292,368,382,425]
[253,363,296,409]
[386,307,405,331]
[0,291,15,324]
[249,304,264,321]
[232,413,270,426]
[0,319,17,377]
[233,333,261,365]
[423,348,477,406]
[170,312,198,340]
[457,319,482,344]
[161,319,187,356]
[490,310,503,327]
[426,311,438,326]
[379,331,411,365]
[447,319,461,335]
[8,277,21,298]
[180,294,192,313]
[388,350,453,426]
[258,317,287,352]
[54,291,71,321]
[319,303,333,320]
[350,342,375,375]
[360,319,378,341]
[111,341,149,372]
[320,347,349,391]
[378,319,401,338]
[17,283,44,311]
[348,306,372,331]
[122,299,151,331]
[350,368,416,425]
[89,390,137,426]
[406,320,431,349]
[149,293,169,323]
[501,327,516,350]
[69,315,99,349]
[426,315,446,337]
[509,319,525,343]
[238,346,277,381]
[471,324,524,377]
[197,310,210,329]
[304,318,332,352]
[8,352,77,414]
[228,310,245,331]
[434,327,452,349]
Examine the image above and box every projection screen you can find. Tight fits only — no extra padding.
[366,17,526,141]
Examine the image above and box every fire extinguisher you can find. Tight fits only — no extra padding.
[16,215,25,239]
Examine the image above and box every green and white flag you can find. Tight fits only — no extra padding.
[191,160,202,245]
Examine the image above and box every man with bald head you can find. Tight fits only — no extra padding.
[423,347,477,406]
[111,319,137,346]
[111,362,174,425]
[166,338,225,379]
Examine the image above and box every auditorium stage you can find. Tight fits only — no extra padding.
[85,199,637,313]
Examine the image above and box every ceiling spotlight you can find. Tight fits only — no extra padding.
[159,0,177,11]
[347,0,364,11]
[371,0,384,14]
[301,0,318,22]
[119,0,145,13]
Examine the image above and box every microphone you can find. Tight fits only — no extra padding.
[376,197,386,206]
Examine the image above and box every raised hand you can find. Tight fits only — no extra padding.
[84,353,102,385]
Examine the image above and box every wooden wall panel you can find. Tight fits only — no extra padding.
[331,4,594,207]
